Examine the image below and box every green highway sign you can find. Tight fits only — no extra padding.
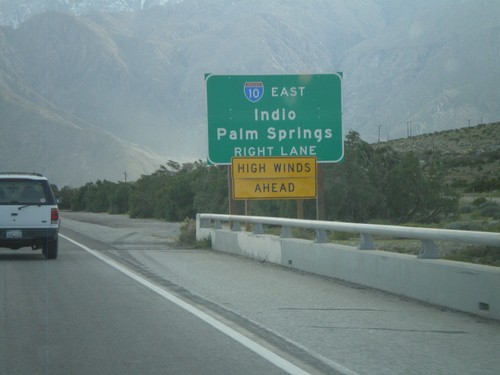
[205,74,343,165]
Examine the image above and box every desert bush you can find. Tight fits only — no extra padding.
[459,204,474,214]
[445,246,500,267]
[179,218,211,248]
[479,202,499,218]
[332,231,356,241]
[472,197,487,206]
[179,218,196,244]
[446,222,483,231]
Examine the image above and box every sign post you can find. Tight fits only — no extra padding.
[206,73,342,217]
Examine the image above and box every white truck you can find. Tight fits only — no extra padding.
[0,173,60,259]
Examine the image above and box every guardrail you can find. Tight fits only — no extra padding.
[198,214,500,259]
[197,214,500,319]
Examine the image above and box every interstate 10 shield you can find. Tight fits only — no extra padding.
[243,82,264,103]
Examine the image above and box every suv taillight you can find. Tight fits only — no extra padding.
[51,208,59,224]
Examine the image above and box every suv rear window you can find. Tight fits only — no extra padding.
[0,179,56,205]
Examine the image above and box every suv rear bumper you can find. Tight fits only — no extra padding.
[0,228,59,250]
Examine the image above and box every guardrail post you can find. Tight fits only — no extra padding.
[281,226,293,238]
[231,221,241,232]
[315,229,329,243]
[359,234,375,250]
[215,220,222,229]
[418,240,439,259]
[253,223,264,235]
[199,218,210,228]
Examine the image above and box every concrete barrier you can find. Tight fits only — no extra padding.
[197,214,500,320]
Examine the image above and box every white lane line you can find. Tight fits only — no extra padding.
[61,234,324,375]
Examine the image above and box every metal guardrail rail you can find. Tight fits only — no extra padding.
[198,214,500,259]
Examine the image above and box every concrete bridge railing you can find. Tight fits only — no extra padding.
[196,213,500,320]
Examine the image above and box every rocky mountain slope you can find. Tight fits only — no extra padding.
[0,73,164,186]
[375,122,500,188]
[341,1,500,141]
[0,0,172,27]
[0,0,498,186]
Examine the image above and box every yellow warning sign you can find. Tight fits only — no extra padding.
[232,156,316,179]
[231,157,317,199]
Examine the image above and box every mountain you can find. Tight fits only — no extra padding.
[341,0,500,141]
[0,0,499,186]
[0,71,165,187]
[0,0,172,27]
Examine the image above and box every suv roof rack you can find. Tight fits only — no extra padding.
[0,172,44,177]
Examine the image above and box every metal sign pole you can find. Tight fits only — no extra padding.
[317,164,325,220]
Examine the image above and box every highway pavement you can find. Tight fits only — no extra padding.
[1,211,499,374]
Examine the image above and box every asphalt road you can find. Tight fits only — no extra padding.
[1,212,499,374]
[0,236,295,374]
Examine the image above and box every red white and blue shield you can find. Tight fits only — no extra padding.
[244,82,264,103]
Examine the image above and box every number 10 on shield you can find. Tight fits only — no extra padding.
[244,82,264,103]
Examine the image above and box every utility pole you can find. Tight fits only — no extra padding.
[407,121,412,138]
[378,125,382,143]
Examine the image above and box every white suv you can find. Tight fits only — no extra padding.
[0,173,60,259]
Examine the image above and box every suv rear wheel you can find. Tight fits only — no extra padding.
[43,238,58,259]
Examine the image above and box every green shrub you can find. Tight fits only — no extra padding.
[485,220,500,232]
[292,228,316,240]
[446,222,483,231]
[445,246,500,267]
[178,218,211,248]
[332,231,356,241]
[479,202,499,218]
[459,205,474,214]
[473,197,487,206]
[179,218,196,244]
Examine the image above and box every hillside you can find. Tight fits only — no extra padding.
[374,122,500,189]
[0,58,164,187]
[0,82,164,187]
[0,0,499,186]
[341,1,500,141]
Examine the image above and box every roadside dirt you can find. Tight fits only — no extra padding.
[60,211,181,249]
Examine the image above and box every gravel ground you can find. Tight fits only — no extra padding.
[61,211,181,249]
